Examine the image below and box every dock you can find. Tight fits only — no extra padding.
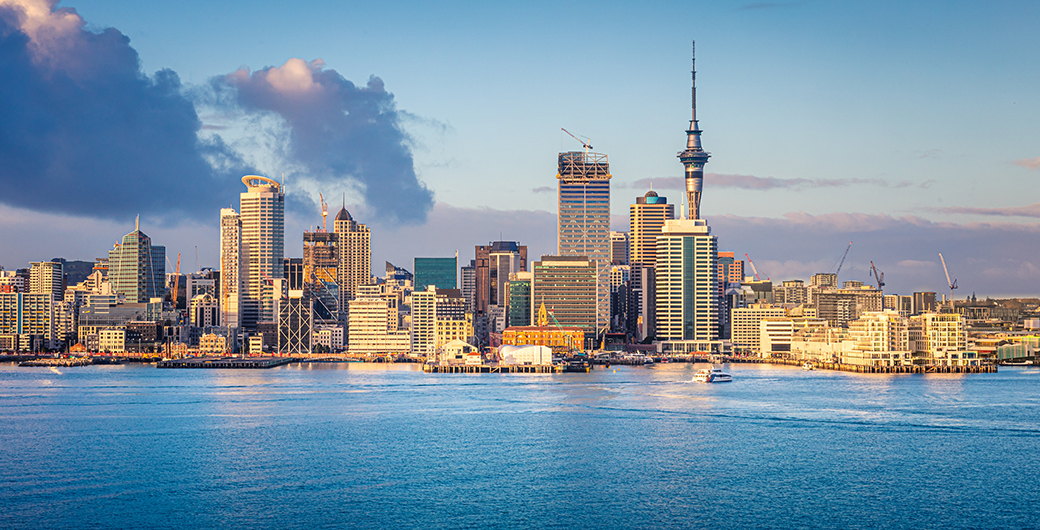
[727,357,997,374]
[423,364,563,374]
[157,356,297,369]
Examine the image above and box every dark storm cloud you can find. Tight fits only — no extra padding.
[210,58,433,225]
[0,2,248,222]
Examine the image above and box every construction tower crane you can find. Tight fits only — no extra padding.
[939,253,958,305]
[561,128,593,152]
[833,241,853,277]
[869,261,885,291]
[745,253,764,281]
[318,192,329,232]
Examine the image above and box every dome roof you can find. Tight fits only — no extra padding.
[335,207,352,222]
[644,190,659,198]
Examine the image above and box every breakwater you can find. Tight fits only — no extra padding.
[18,357,94,367]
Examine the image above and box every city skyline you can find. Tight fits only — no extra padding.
[0,0,1038,296]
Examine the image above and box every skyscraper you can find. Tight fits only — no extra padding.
[239,175,284,328]
[556,150,611,335]
[610,231,629,265]
[220,207,242,329]
[678,41,710,221]
[29,261,63,299]
[655,43,720,354]
[655,218,719,350]
[333,205,371,315]
[108,217,165,303]
[474,241,527,315]
[531,255,597,345]
[629,190,674,266]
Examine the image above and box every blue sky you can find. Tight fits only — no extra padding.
[1,0,1038,296]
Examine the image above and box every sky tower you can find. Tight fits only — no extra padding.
[678,41,710,220]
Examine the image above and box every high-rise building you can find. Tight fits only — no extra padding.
[629,190,674,266]
[655,218,719,353]
[474,242,527,314]
[506,272,532,328]
[912,292,937,315]
[239,176,284,328]
[29,261,63,299]
[415,257,457,291]
[814,282,884,328]
[678,41,710,221]
[556,151,611,335]
[189,293,220,328]
[0,292,55,349]
[531,255,597,344]
[610,231,629,265]
[220,207,242,328]
[108,218,165,303]
[411,287,437,357]
[460,260,476,314]
[717,252,743,294]
[630,263,656,341]
[348,285,410,356]
[609,264,631,333]
[302,231,337,283]
[283,257,304,291]
[333,205,371,314]
[909,312,967,365]
[774,280,807,305]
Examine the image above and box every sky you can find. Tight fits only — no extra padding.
[0,0,1038,297]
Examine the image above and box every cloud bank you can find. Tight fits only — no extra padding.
[0,0,248,221]
[0,0,429,225]
[930,203,1040,219]
[209,58,433,224]
[624,174,920,191]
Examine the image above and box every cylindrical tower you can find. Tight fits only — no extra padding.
[678,41,710,220]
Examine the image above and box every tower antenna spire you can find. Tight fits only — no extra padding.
[678,40,710,220]
[691,40,697,125]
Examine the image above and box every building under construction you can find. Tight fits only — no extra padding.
[556,150,612,338]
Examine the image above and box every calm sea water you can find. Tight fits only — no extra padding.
[0,361,1037,529]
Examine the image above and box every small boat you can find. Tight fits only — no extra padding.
[802,362,815,371]
[693,365,732,383]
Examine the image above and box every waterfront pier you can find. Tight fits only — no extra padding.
[157,357,296,369]
[423,364,562,374]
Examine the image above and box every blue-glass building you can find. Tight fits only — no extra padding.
[414,257,457,291]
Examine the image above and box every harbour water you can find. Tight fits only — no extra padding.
[1,362,1037,529]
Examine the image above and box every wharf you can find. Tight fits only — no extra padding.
[157,357,297,369]
[424,364,562,374]
[733,357,996,374]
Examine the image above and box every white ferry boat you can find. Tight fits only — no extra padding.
[802,362,815,371]
[693,365,732,383]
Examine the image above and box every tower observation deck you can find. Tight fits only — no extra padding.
[678,41,710,220]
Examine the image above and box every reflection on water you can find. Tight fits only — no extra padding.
[0,362,1036,529]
